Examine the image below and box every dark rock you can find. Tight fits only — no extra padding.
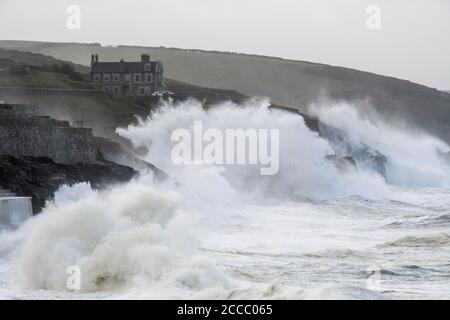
[326,155,357,173]
[269,105,321,134]
[318,122,387,178]
[268,105,388,177]
[300,112,320,134]
[93,136,167,180]
[0,155,136,214]
[341,156,357,168]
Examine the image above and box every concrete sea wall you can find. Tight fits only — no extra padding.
[0,197,33,228]
[0,103,96,164]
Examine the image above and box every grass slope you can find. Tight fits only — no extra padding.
[1,40,450,143]
[0,48,250,138]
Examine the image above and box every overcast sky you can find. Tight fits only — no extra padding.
[0,0,449,89]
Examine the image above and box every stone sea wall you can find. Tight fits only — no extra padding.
[0,103,96,164]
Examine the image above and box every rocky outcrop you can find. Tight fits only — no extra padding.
[269,105,388,177]
[0,155,136,214]
[93,136,167,180]
[326,155,357,173]
[318,122,387,177]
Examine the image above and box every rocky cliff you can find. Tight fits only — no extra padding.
[0,155,136,214]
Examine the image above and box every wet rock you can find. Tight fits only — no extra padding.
[326,155,357,173]
[319,122,387,178]
[267,106,388,177]
[93,136,167,180]
[0,155,137,214]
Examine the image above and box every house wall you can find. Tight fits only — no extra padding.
[90,61,164,96]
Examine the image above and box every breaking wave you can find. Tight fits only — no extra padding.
[15,181,235,298]
[312,102,450,187]
[379,234,450,248]
[118,98,388,201]
[7,98,450,298]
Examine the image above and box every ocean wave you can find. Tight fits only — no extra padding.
[379,233,450,248]
[13,181,233,298]
[5,99,450,299]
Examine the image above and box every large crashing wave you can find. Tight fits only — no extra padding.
[118,98,387,200]
[10,98,450,297]
[311,102,450,187]
[15,182,233,298]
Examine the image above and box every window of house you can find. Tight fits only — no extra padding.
[145,73,152,82]
[145,63,151,71]
[103,86,111,92]
[103,73,111,81]
[93,74,101,81]
[134,74,141,82]
[113,74,120,81]
[139,87,145,96]
[112,87,120,94]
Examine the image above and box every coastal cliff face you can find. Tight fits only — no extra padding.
[0,155,136,214]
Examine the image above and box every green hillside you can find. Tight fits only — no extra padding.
[0,48,248,138]
[1,40,449,143]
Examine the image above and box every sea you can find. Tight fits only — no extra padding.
[1,99,449,299]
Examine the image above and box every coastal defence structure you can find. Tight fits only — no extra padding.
[0,102,98,222]
[0,103,97,164]
[0,185,32,228]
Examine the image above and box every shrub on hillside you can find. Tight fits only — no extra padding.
[44,62,84,81]
[9,64,30,76]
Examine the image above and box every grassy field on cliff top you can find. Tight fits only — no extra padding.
[0,48,248,138]
[1,40,449,144]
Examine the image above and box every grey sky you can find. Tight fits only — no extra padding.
[0,0,449,89]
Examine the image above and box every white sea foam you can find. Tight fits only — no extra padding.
[2,99,450,299]
[118,99,388,201]
[312,102,450,187]
[14,180,235,298]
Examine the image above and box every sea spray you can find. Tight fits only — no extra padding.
[118,98,387,200]
[15,179,233,297]
[9,99,450,299]
[311,102,450,187]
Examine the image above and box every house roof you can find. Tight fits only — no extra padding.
[90,61,159,73]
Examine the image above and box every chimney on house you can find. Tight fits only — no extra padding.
[141,54,150,62]
[91,54,95,66]
[95,54,99,62]
[120,58,125,72]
